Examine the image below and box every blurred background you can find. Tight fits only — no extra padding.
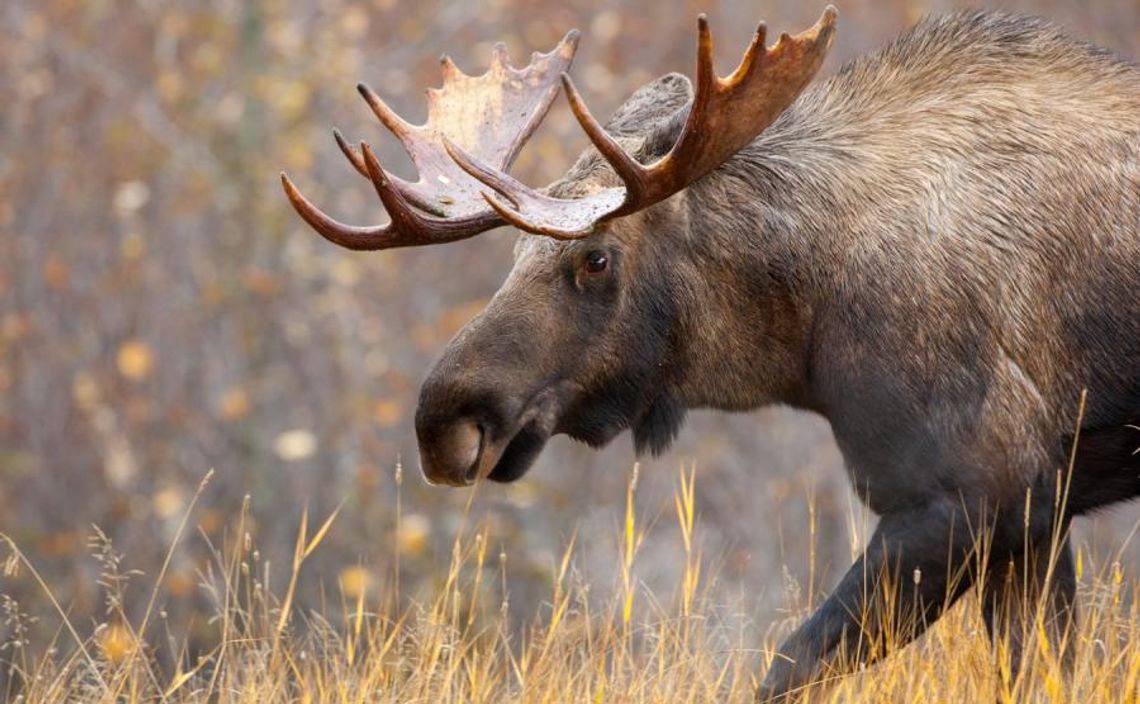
[1,0,1137,668]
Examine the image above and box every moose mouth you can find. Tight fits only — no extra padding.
[453,386,568,486]
[476,421,551,483]
[417,382,581,487]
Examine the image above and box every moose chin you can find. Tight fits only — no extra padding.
[282,6,1140,701]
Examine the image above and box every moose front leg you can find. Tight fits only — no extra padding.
[756,498,976,702]
[982,532,1076,680]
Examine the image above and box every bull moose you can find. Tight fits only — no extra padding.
[282,6,1140,699]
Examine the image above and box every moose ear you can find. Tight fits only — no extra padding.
[602,72,693,140]
[546,73,693,195]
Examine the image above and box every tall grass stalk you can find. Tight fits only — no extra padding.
[1,464,1137,703]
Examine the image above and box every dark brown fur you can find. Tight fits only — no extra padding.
[414,10,1139,699]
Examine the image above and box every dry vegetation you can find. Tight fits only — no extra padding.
[2,0,1138,702]
[2,466,1138,703]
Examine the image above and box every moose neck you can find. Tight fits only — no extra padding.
[672,89,855,417]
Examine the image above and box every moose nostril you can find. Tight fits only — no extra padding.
[422,418,482,485]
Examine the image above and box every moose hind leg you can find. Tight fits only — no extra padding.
[756,498,976,702]
[982,532,1076,682]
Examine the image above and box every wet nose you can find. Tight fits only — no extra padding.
[415,335,519,486]
[416,416,483,486]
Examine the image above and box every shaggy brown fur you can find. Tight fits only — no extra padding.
[412,10,1139,699]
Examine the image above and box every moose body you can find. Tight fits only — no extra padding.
[284,8,1139,700]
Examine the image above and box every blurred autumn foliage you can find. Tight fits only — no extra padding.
[0,0,1137,673]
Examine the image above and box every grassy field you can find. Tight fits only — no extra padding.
[1,467,1137,704]
[3,2,1137,701]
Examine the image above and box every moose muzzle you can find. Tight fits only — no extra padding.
[417,416,483,486]
[414,355,571,487]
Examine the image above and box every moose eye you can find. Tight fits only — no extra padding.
[583,250,608,275]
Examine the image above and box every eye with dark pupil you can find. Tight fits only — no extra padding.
[584,250,608,274]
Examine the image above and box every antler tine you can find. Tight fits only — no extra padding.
[559,74,649,205]
[281,172,393,251]
[729,22,769,85]
[490,42,511,70]
[356,83,417,142]
[694,15,716,98]
[439,54,461,80]
[358,141,428,235]
[333,129,369,178]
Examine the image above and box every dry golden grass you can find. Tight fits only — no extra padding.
[2,465,1138,703]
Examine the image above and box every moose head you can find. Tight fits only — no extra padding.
[282,8,838,487]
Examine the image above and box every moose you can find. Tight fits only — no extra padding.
[282,6,1139,699]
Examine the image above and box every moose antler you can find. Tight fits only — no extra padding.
[448,7,838,238]
[281,31,579,250]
